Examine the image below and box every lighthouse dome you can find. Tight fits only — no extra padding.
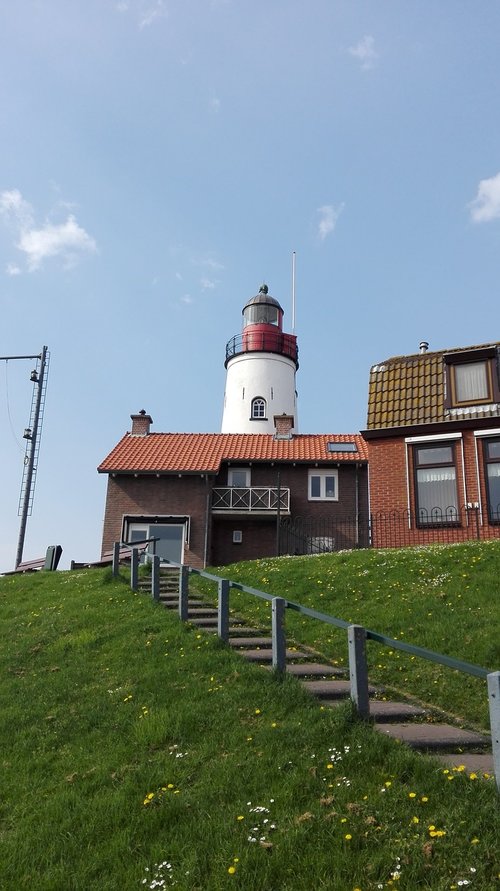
[243,284,283,328]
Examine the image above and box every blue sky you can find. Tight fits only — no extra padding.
[1,0,500,570]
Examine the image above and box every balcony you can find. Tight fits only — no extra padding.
[212,486,290,514]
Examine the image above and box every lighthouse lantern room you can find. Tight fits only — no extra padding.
[221,284,299,434]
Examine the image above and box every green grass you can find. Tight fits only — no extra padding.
[194,540,500,729]
[0,557,499,890]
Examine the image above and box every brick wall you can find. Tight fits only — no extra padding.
[101,461,369,569]
[368,430,500,547]
[100,474,212,569]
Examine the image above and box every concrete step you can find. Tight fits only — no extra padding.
[160,597,205,606]
[374,722,490,751]
[433,752,495,777]
[367,701,427,722]
[270,662,347,678]
[301,679,380,699]
[239,648,314,663]
[228,636,273,647]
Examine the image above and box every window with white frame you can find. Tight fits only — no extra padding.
[483,437,500,523]
[228,467,251,487]
[413,443,459,525]
[308,469,338,501]
[251,397,267,419]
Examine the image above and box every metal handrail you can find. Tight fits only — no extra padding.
[123,547,500,792]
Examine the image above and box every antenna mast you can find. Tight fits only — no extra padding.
[291,251,296,334]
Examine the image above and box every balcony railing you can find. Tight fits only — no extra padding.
[212,486,290,513]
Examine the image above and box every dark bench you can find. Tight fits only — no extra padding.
[3,545,62,575]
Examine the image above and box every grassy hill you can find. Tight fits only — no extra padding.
[1,543,499,890]
[196,539,500,729]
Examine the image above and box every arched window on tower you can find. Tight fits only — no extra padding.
[251,397,267,420]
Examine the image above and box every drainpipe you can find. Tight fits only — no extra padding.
[276,470,281,557]
[203,476,211,568]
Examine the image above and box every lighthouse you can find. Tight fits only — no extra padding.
[221,284,299,434]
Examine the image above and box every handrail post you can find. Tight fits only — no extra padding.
[152,555,160,601]
[130,547,140,591]
[218,579,230,642]
[179,565,189,621]
[272,597,286,673]
[112,541,121,578]
[487,670,500,793]
[348,624,370,719]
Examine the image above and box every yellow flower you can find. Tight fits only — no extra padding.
[228,866,237,875]
[255,708,261,715]
[408,792,416,798]
[345,833,352,840]
[469,772,478,780]
[236,815,244,821]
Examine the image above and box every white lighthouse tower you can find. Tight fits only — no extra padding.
[221,284,299,434]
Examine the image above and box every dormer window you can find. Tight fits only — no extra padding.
[445,348,499,408]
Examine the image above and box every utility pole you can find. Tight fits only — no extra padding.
[0,347,49,569]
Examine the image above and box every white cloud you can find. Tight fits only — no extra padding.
[115,0,168,28]
[317,204,345,241]
[209,96,221,113]
[348,35,378,70]
[181,294,193,304]
[0,189,34,231]
[0,188,97,272]
[469,172,500,223]
[139,0,168,29]
[200,277,216,290]
[18,216,97,271]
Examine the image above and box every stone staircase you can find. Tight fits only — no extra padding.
[143,574,494,779]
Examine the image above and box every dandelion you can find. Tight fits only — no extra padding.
[255,708,261,715]
[345,833,352,840]
[228,866,237,875]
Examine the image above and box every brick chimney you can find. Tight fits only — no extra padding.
[274,413,294,440]
[130,410,153,435]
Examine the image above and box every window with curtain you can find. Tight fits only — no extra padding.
[414,443,459,525]
[484,438,500,523]
[453,361,490,404]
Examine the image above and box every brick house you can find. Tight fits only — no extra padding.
[363,341,500,548]
[98,411,369,568]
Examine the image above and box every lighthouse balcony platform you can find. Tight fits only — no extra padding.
[211,486,290,514]
[225,332,298,367]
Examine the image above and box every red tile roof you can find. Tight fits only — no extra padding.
[98,432,368,474]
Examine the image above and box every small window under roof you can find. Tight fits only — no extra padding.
[327,441,357,453]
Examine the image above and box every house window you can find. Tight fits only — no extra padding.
[483,438,500,523]
[232,530,243,543]
[414,443,459,525]
[308,469,338,501]
[228,467,251,487]
[251,397,267,419]
[445,349,499,408]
